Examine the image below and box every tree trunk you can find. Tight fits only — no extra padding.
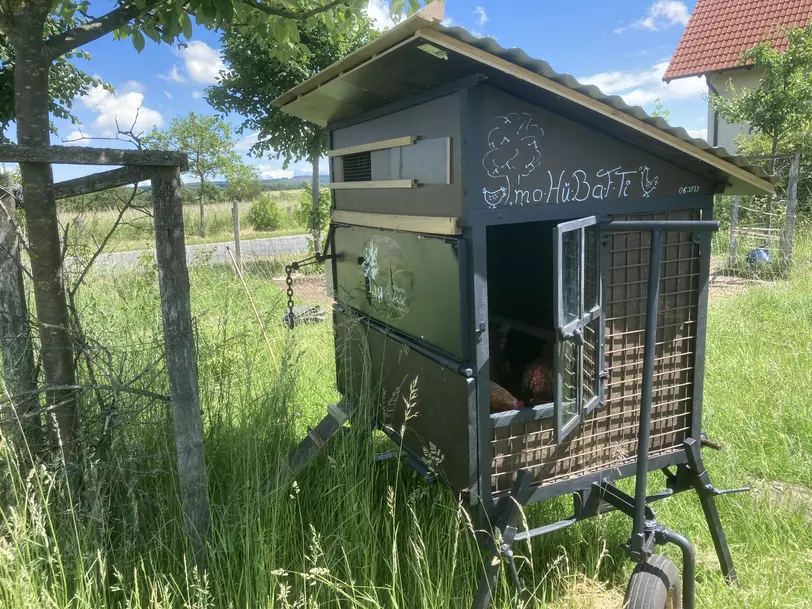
[198,178,205,238]
[311,156,322,253]
[12,6,78,458]
[151,167,211,562]
[0,188,42,455]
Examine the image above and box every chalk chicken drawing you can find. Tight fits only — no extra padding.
[639,165,659,198]
[482,113,544,208]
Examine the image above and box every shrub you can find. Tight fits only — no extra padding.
[296,182,331,234]
[246,193,285,231]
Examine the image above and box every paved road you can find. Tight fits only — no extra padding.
[83,234,311,272]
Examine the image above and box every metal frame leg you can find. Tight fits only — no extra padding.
[471,470,533,609]
[683,437,739,584]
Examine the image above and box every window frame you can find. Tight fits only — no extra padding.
[552,216,606,444]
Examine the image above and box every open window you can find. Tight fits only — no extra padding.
[553,216,604,443]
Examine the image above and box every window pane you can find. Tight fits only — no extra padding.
[583,317,600,403]
[584,226,598,311]
[562,229,581,324]
[561,339,579,423]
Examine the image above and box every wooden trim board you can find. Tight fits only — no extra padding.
[416,28,775,195]
[332,210,461,235]
[328,136,416,157]
[329,179,416,190]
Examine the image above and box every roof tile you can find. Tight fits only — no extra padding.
[664,0,812,80]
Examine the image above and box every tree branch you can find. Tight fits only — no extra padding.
[45,2,150,60]
[240,0,350,20]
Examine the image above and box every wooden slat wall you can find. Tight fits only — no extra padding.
[491,210,700,494]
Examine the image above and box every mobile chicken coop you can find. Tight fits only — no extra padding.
[275,5,775,608]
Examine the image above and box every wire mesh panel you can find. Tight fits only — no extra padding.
[491,210,701,495]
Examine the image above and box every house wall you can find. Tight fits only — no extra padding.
[707,67,765,152]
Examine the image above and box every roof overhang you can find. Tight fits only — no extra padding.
[275,4,775,197]
[664,62,758,83]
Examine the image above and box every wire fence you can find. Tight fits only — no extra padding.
[710,152,803,282]
[1,200,335,553]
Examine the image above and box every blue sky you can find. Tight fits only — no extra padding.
[8,1,708,182]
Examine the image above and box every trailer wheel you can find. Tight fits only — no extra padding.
[623,554,681,609]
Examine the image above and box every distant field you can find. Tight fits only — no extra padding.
[60,189,306,253]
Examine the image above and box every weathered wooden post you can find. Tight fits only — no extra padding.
[728,196,739,268]
[232,199,241,267]
[151,165,211,561]
[0,184,42,455]
[311,155,322,252]
[780,153,800,270]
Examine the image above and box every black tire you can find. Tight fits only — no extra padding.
[623,554,682,609]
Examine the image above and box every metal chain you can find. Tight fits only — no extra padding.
[283,226,336,331]
[285,264,295,329]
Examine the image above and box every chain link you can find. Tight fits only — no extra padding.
[284,226,335,331]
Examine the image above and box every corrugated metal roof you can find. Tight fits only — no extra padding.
[431,23,775,186]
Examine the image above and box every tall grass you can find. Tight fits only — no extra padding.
[1,238,811,608]
[60,190,305,253]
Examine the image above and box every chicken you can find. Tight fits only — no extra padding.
[639,165,659,198]
[490,381,524,413]
[488,323,512,385]
[521,356,554,405]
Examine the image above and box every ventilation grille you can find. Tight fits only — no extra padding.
[342,152,372,182]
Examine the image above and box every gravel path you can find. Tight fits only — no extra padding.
[81,234,311,272]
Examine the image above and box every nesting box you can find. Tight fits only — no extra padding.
[274,9,774,517]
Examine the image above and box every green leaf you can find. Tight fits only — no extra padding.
[181,12,193,40]
[389,0,405,23]
[132,30,145,52]
[143,23,161,43]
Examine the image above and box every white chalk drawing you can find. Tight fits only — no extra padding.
[361,236,414,320]
[639,165,659,198]
[482,112,543,208]
[362,240,379,283]
[482,112,662,207]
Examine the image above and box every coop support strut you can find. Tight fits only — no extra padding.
[471,469,534,609]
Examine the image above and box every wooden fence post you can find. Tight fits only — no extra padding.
[151,166,211,561]
[0,187,42,455]
[780,153,800,270]
[232,199,241,267]
[728,196,739,268]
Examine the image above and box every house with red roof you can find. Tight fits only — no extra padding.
[664,0,812,152]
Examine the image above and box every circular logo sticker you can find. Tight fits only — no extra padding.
[361,235,415,320]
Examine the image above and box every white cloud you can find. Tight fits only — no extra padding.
[252,157,318,179]
[81,84,164,135]
[473,6,487,25]
[120,80,146,93]
[256,165,295,180]
[178,41,227,85]
[441,16,455,27]
[579,61,706,108]
[235,132,258,152]
[191,90,204,100]
[366,1,455,29]
[366,0,396,29]
[157,65,187,84]
[687,128,708,141]
[615,1,689,34]
[164,90,173,100]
